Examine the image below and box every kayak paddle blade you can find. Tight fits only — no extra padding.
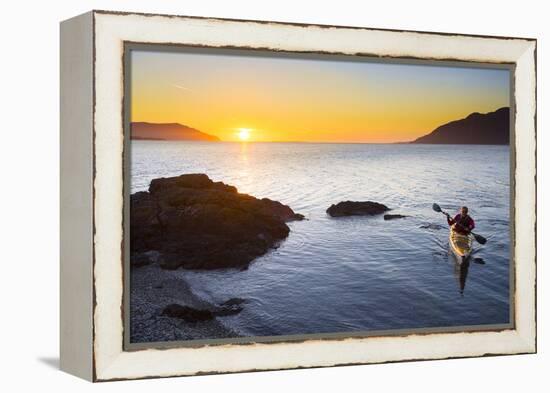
[473,233,487,245]
[432,203,442,213]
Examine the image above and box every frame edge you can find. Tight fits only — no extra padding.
[91,11,538,380]
[60,11,95,382]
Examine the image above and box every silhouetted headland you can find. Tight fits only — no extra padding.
[411,107,510,145]
[131,122,220,141]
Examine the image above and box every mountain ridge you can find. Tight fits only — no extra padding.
[411,107,510,145]
[131,122,220,141]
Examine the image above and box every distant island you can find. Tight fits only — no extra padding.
[131,122,220,141]
[411,107,510,145]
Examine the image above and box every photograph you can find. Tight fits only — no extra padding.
[127,46,513,345]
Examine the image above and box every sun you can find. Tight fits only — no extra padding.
[237,128,252,141]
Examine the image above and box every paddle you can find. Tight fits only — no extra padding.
[432,203,487,245]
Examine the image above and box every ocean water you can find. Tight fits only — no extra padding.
[131,141,511,337]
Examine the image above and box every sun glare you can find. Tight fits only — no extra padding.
[238,128,252,141]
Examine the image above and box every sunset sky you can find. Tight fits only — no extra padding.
[131,49,510,143]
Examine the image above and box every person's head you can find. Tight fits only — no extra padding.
[460,206,469,217]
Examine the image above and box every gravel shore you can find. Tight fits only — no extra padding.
[130,264,240,343]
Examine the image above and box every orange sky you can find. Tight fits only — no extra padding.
[131,49,510,143]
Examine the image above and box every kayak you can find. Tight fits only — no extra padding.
[449,226,473,263]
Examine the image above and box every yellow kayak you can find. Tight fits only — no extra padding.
[449,227,473,263]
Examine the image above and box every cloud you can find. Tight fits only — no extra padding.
[173,84,193,92]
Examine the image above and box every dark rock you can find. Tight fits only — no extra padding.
[160,299,245,322]
[219,297,246,307]
[131,253,152,268]
[131,250,164,267]
[327,201,390,217]
[216,298,246,316]
[161,304,215,322]
[216,305,244,316]
[130,173,304,270]
[384,214,408,220]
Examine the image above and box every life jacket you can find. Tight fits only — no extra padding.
[453,214,474,234]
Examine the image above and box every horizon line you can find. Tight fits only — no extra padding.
[131,139,510,146]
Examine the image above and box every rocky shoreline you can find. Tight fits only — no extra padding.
[130,173,411,343]
[130,174,305,343]
[130,264,243,343]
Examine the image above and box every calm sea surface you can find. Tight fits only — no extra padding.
[131,141,510,337]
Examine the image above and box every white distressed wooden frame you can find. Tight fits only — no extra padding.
[60,10,536,382]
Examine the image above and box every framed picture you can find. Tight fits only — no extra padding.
[60,10,537,381]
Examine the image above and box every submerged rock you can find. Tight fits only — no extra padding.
[161,299,245,323]
[130,173,303,270]
[219,297,246,308]
[161,304,216,322]
[326,201,390,217]
[383,214,408,220]
[216,298,246,316]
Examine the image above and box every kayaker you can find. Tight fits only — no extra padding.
[446,206,475,235]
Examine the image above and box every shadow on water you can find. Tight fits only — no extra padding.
[450,249,488,296]
[428,222,487,297]
[454,259,470,296]
[420,222,446,231]
[473,257,486,265]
